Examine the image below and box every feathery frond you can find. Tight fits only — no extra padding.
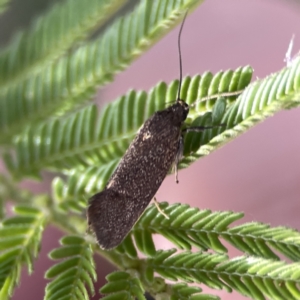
[0,0,205,145]
[44,235,96,300]
[0,0,126,89]
[225,222,300,262]
[52,164,119,214]
[116,203,241,256]
[5,66,251,179]
[101,270,221,300]
[166,283,220,300]
[25,51,300,212]
[1,1,299,299]
[100,271,145,300]
[0,206,47,299]
[182,55,300,164]
[112,203,300,261]
[146,249,300,300]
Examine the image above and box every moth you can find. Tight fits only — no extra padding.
[87,12,237,250]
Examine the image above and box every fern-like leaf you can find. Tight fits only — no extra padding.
[100,271,145,300]
[146,249,300,300]
[196,56,300,159]
[100,271,219,300]
[0,0,125,89]
[44,235,96,300]
[116,203,241,257]
[5,66,251,179]
[0,206,46,299]
[225,222,300,262]
[166,283,220,300]
[51,164,119,214]
[0,0,205,145]
[111,203,300,262]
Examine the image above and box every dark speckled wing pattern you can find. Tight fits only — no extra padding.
[87,101,189,249]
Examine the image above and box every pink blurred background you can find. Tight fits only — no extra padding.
[10,0,300,299]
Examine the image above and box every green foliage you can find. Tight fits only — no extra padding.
[0,0,205,145]
[4,66,251,179]
[183,55,300,161]
[146,249,300,300]
[100,271,145,300]
[114,202,300,261]
[100,271,219,300]
[0,0,125,88]
[0,206,47,300]
[166,283,220,300]
[44,235,96,300]
[0,0,300,299]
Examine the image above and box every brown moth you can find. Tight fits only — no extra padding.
[88,12,224,249]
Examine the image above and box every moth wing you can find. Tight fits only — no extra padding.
[87,189,146,249]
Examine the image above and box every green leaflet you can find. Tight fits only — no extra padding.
[112,202,300,262]
[185,56,300,161]
[100,271,219,300]
[44,235,96,300]
[0,0,205,145]
[145,249,300,300]
[100,271,145,300]
[167,283,220,300]
[0,2,300,299]
[5,66,251,179]
[0,0,126,89]
[0,205,46,299]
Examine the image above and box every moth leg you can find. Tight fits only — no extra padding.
[153,197,169,219]
[173,134,184,184]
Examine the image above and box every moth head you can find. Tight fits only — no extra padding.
[177,99,189,120]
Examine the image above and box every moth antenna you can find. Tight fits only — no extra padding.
[177,11,188,102]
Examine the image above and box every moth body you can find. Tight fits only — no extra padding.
[87,100,189,249]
